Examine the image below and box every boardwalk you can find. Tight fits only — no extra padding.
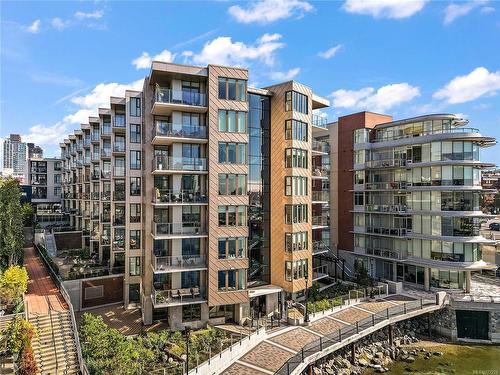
[220,295,439,375]
[23,247,67,316]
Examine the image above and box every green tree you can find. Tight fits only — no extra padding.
[0,178,24,267]
[21,203,34,227]
[0,265,29,306]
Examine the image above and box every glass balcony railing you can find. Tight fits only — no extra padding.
[312,140,330,153]
[312,166,330,178]
[312,215,330,227]
[151,221,206,237]
[101,170,111,179]
[152,254,206,272]
[113,191,125,201]
[366,247,404,260]
[364,182,408,190]
[152,188,208,204]
[373,127,480,143]
[366,226,409,236]
[361,204,408,213]
[113,116,125,128]
[100,192,110,201]
[155,88,207,107]
[102,123,112,134]
[153,286,206,307]
[312,114,328,128]
[312,191,329,202]
[112,167,125,177]
[312,240,330,255]
[312,265,328,280]
[153,121,207,140]
[113,144,125,153]
[101,148,111,158]
[153,156,207,172]
[113,216,125,226]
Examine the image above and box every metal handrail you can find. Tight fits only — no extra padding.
[45,296,59,374]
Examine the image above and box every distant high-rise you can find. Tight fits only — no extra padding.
[2,134,28,183]
[27,142,44,159]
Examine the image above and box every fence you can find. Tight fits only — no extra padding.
[34,244,89,375]
[276,298,436,375]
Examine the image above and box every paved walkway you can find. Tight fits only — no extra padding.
[220,295,425,375]
[24,247,67,316]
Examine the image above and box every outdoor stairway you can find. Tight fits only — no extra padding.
[30,310,79,375]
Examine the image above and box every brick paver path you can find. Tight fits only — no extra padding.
[239,341,295,372]
[220,295,420,375]
[269,327,320,351]
[24,247,67,316]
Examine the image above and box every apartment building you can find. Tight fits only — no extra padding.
[28,157,63,223]
[329,112,497,292]
[60,61,331,328]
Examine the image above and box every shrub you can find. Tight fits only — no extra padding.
[0,265,28,306]
[18,346,38,375]
[2,316,35,355]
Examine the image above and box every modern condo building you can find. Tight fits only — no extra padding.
[330,112,497,292]
[60,62,331,328]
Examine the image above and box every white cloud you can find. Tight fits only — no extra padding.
[228,0,313,24]
[444,0,488,25]
[132,49,176,69]
[51,17,69,30]
[23,79,144,151]
[433,67,500,104]
[480,6,495,13]
[26,19,41,33]
[190,33,285,67]
[269,67,300,81]
[23,123,68,148]
[343,0,427,19]
[74,10,104,19]
[318,44,343,59]
[330,83,420,112]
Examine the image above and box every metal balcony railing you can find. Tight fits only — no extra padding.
[152,156,207,172]
[312,140,330,153]
[152,255,206,272]
[151,221,206,237]
[152,286,206,307]
[312,191,329,202]
[312,114,328,128]
[154,121,207,140]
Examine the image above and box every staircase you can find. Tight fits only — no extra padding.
[44,231,57,258]
[30,308,79,375]
[314,241,354,280]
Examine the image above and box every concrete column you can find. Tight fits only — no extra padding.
[424,267,430,291]
[351,343,356,364]
[392,262,397,282]
[388,324,394,346]
[465,270,472,293]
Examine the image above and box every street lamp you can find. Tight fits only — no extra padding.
[184,328,191,375]
[304,268,310,323]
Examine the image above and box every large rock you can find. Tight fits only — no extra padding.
[405,356,416,363]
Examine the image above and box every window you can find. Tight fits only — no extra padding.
[218,237,246,259]
[129,257,141,276]
[285,204,308,224]
[128,150,140,170]
[285,259,308,281]
[130,204,141,223]
[285,148,308,168]
[285,119,308,141]
[219,174,247,195]
[54,186,61,197]
[218,142,247,164]
[285,232,308,252]
[218,269,246,291]
[218,110,247,133]
[285,176,308,196]
[130,177,141,196]
[182,304,201,322]
[130,97,141,117]
[354,192,364,206]
[130,230,141,249]
[54,174,61,184]
[285,91,308,114]
[218,77,247,101]
[130,124,141,143]
[218,205,247,227]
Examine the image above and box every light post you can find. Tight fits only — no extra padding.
[304,269,310,323]
[184,328,191,375]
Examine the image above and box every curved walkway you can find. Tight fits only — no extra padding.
[221,295,441,375]
[24,246,67,316]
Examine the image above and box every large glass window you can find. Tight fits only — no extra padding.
[130,124,141,143]
[285,148,308,168]
[218,174,246,195]
[218,205,247,227]
[218,142,247,164]
[130,150,141,169]
[284,204,308,224]
[285,91,308,114]
[285,232,308,252]
[218,237,246,259]
[130,97,141,117]
[218,110,246,133]
[218,77,247,101]
[285,176,308,196]
[129,257,141,276]
[285,119,308,141]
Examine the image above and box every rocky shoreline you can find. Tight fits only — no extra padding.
[310,317,445,374]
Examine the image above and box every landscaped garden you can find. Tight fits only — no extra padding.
[79,313,233,375]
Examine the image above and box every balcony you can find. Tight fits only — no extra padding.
[101,148,111,158]
[112,167,125,177]
[101,170,111,179]
[366,226,409,237]
[152,156,207,174]
[312,240,330,255]
[152,286,206,307]
[312,191,329,203]
[151,221,207,238]
[91,192,100,200]
[101,123,112,136]
[312,114,328,129]
[365,159,407,169]
[101,192,111,201]
[101,214,111,223]
[312,215,330,228]
[113,144,126,154]
[113,191,125,201]
[364,182,407,191]
[312,140,330,154]
[113,116,126,130]
[91,133,100,143]
[152,121,208,145]
[365,247,404,260]
[113,216,125,226]
[91,172,100,181]
[152,88,207,116]
[361,204,408,213]
[312,265,328,281]
[312,166,329,179]
[152,255,207,273]
[373,127,482,143]
[152,188,208,205]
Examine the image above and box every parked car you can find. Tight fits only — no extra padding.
[489,222,500,231]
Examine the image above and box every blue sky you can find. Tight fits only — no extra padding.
[1,0,499,164]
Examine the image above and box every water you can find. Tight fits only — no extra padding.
[365,342,500,375]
